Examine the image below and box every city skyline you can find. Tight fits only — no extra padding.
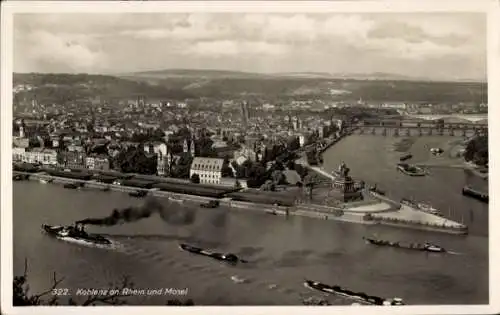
[14,12,486,82]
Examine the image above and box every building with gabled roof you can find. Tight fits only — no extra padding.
[189,157,224,185]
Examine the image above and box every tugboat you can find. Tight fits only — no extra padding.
[304,280,404,306]
[129,190,148,198]
[363,237,445,253]
[42,224,112,246]
[179,243,247,264]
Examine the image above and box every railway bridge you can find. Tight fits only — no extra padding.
[354,120,488,137]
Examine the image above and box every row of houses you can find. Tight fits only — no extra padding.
[12,147,110,171]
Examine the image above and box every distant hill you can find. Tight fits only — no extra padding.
[119,68,486,83]
[119,69,271,80]
[13,72,488,105]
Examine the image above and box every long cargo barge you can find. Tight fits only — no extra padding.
[462,186,488,203]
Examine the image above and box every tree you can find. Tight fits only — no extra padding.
[190,173,200,184]
[234,179,242,189]
[464,135,488,166]
[303,173,320,200]
[221,156,234,177]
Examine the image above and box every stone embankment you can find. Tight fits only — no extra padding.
[15,171,467,235]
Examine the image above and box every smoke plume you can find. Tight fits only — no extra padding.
[76,197,197,226]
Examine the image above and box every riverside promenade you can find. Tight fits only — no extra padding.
[14,168,467,235]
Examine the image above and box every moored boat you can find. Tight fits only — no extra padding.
[304,280,404,306]
[363,237,445,253]
[42,224,111,246]
[129,190,148,198]
[416,202,443,216]
[462,186,488,203]
[368,185,386,196]
[179,243,247,264]
[200,200,220,208]
[397,163,426,176]
[399,154,412,162]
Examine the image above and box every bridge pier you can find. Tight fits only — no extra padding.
[394,128,399,137]
[382,128,387,136]
[359,128,364,135]
[405,128,410,136]
[438,128,444,136]
[427,128,433,135]
[371,127,376,135]
[449,128,454,136]
[418,128,422,136]
[462,129,467,137]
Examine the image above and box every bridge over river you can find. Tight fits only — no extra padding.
[355,120,487,137]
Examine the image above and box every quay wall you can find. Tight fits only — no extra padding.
[372,220,468,235]
[14,171,466,235]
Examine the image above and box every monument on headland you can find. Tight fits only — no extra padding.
[325,162,364,204]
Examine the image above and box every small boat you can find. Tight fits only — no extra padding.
[399,154,412,161]
[39,179,50,184]
[13,174,27,181]
[63,183,79,189]
[304,280,404,306]
[42,224,112,246]
[430,148,444,155]
[179,243,247,264]
[363,237,445,253]
[397,163,426,176]
[368,185,386,196]
[200,200,220,208]
[230,275,247,283]
[416,202,443,216]
[129,190,148,198]
[400,198,419,208]
[462,186,488,203]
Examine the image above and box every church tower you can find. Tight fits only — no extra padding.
[183,138,189,153]
[190,139,196,157]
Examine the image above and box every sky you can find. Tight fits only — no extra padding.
[13,13,486,81]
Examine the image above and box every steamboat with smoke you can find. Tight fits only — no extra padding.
[42,223,112,246]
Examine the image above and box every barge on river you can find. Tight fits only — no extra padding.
[304,280,404,306]
[363,237,446,253]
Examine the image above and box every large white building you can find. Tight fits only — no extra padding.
[13,148,58,165]
[189,157,224,184]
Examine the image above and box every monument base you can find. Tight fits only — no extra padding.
[326,190,364,204]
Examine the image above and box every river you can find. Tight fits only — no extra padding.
[13,135,488,306]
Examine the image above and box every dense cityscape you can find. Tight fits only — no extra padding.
[7,9,491,311]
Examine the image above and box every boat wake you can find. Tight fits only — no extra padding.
[444,251,463,255]
[55,235,119,250]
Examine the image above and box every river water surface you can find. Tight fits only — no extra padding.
[13,135,488,305]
